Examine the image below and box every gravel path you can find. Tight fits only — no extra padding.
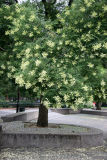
[0,145,107,160]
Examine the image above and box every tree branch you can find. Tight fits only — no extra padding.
[42,0,46,3]
[68,0,74,7]
[42,0,56,4]
[42,0,57,18]
[0,47,5,51]
[14,0,18,3]
[50,0,57,5]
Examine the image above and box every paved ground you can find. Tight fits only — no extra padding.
[0,108,38,117]
[0,146,107,160]
[48,112,107,140]
[0,108,107,160]
[0,108,107,138]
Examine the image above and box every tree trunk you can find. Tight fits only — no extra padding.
[37,104,48,127]
[5,95,9,101]
[68,0,74,6]
[16,87,20,113]
[42,0,57,19]
[96,102,102,110]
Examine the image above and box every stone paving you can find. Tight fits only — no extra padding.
[0,108,107,160]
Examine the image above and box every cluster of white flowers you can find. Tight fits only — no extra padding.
[86,2,92,7]
[103,42,107,49]
[33,87,39,93]
[82,85,88,91]
[54,96,61,103]
[92,72,96,76]
[1,64,6,69]
[87,63,94,68]
[0,71,3,75]
[60,18,65,23]
[74,91,80,97]
[102,5,107,11]
[33,26,38,31]
[11,66,16,72]
[29,14,35,22]
[56,13,61,18]
[75,97,84,105]
[93,43,102,50]
[25,24,30,29]
[63,79,68,85]
[35,60,41,66]
[16,7,21,13]
[21,61,29,70]
[56,29,61,34]
[65,40,70,45]
[89,95,94,102]
[43,99,50,108]
[45,24,52,30]
[91,11,97,18]
[47,82,54,87]
[25,48,31,54]
[22,30,27,35]
[38,70,47,83]
[100,53,106,58]
[46,40,55,48]
[70,78,76,86]
[7,73,12,78]
[15,74,25,86]
[101,80,106,86]
[25,82,32,89]
[59,40,63,45]
[34,44,40,50]
[42,52,48,58]
[80,7,86,12]
[60,72,66,79]
[20,15,25,20]
[65,10,70,16]
[29,32,33,37]
[29,70,35,76]
[64,95,70,102]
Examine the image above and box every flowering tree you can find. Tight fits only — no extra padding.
[56,0,107,110]
[2,2,93,127]
[1,0,106,127]
[0,4,35,109]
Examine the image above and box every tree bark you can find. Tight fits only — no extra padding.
[96,102,102,110]
[37,104,48,127]
[16,87,20,113]
[42,0,57,19]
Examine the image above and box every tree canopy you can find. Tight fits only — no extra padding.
[0,0,107,116]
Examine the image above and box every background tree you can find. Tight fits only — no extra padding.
[0,3,35,111]
[56,0,107,110]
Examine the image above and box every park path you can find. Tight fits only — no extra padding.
[0,108,107,139]
[48,111,107,139]
[0,108,107,160]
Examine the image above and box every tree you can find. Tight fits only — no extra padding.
[56,0,107,110]
[5,2,93,127]
[1,0,106,127]
[0,0,18,6]
[0,3,34,112]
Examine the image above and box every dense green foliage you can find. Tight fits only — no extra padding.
[0,0,107,108]
[57,0,107,103]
